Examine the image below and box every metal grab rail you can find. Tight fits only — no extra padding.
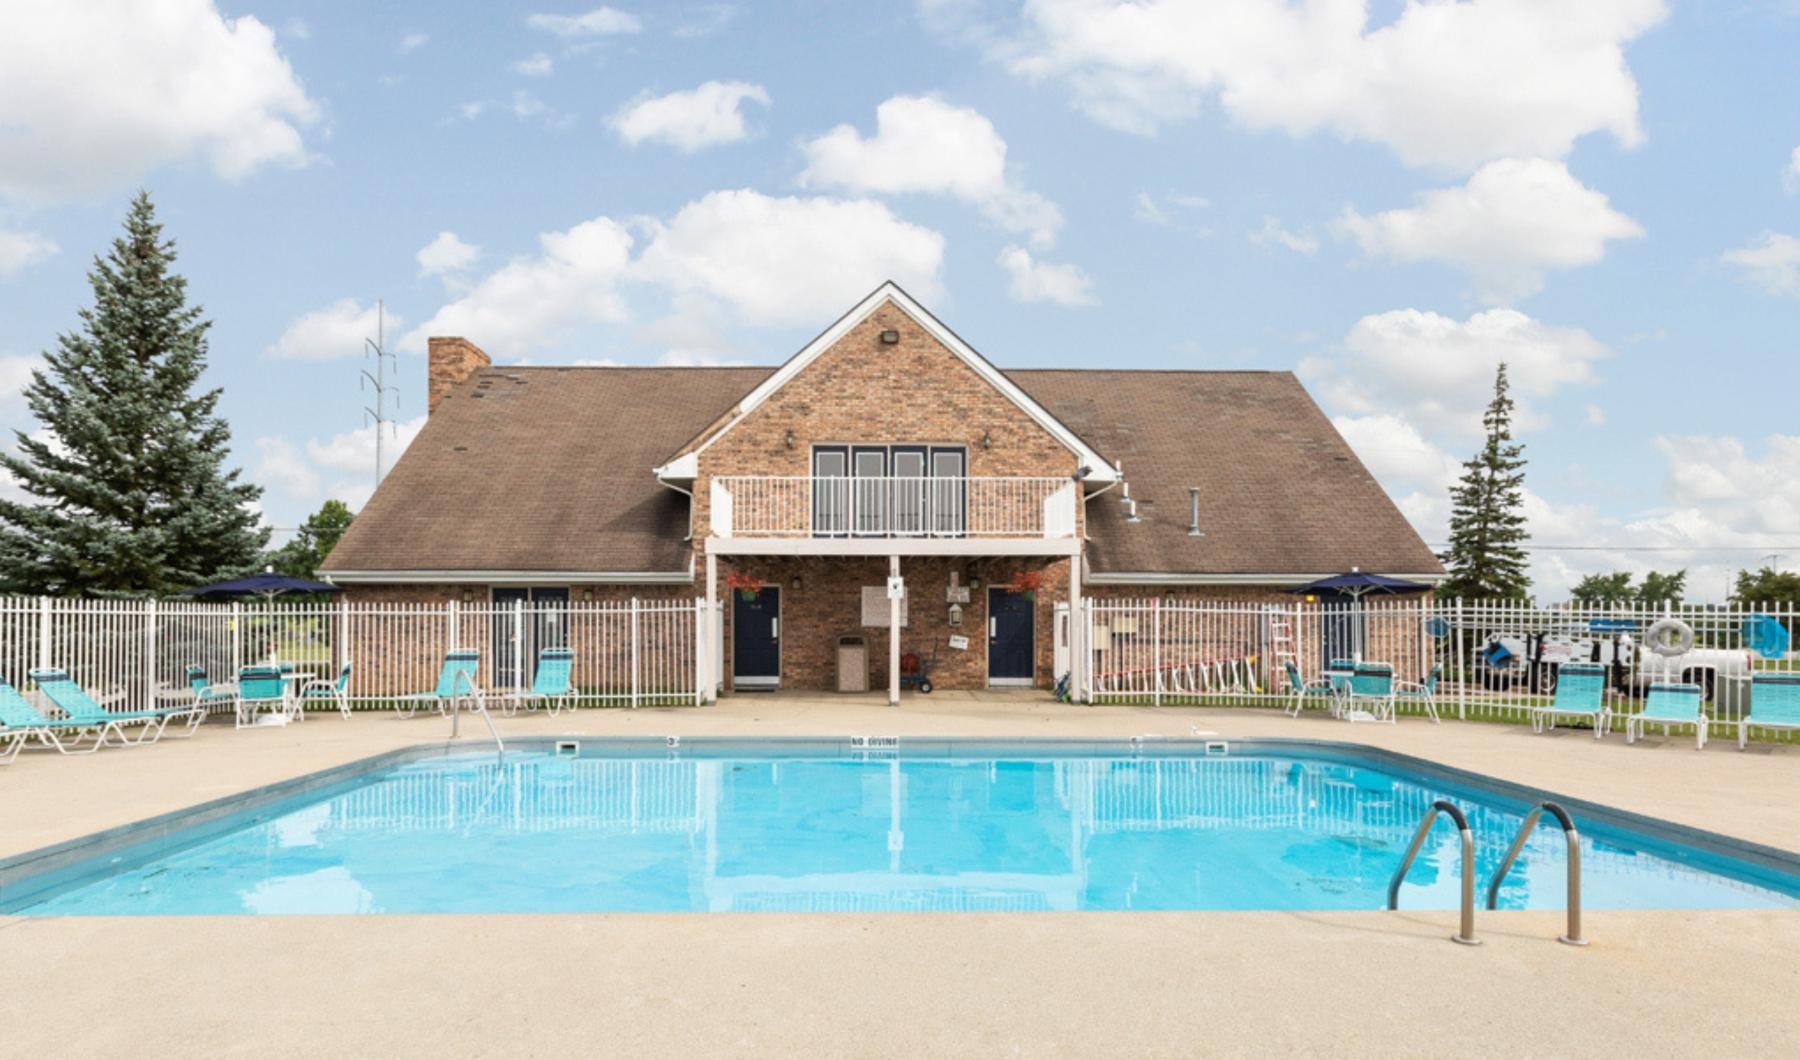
[448,674,505,761]
[1387,799,1481,946]
[1485,801,1586,946]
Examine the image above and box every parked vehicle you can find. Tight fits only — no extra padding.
[1475,623,1751,701]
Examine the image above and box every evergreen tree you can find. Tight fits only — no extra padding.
[270,500,355,580]
[1439,363,1531,600]
[0,192,267,596]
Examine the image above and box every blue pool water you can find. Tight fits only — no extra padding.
[14,746,1800,915]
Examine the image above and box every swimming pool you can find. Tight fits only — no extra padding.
[6,739,1798,915]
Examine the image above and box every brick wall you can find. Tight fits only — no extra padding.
[691,304,1085,540]
[718,556,1070,692]
[427,337,492,414]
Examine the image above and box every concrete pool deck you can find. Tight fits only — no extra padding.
[3,694,1798,1057]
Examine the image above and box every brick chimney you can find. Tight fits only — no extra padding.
[427,337,491,414]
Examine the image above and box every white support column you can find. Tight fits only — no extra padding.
[1068,554,1084,703]
[38,596,52,671]
[705,551,719,702]
[889,554,901,707]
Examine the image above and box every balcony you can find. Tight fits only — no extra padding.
[711,476,1077,540]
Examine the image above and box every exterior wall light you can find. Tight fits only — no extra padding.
[791,575,802,590]
[1163,591,1177,606]
[582,589,595,602]
[981,430,992,450]
[461,589,474,603]
[784,430,795,449]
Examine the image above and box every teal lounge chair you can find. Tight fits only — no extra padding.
[0,677,120,758]
[397,650,482,718]
[1282,661,1334,717]
[1531,662,1611,738]
[186,664,237,712]
[502,648,577,716]
[234,665,291,729]
[1626,682,1706,750]
[300,663,353,719]
[1395,664,1442,723]
[32,668,204,745]
[1345,662,1396,723]
[1740,674,1800,750]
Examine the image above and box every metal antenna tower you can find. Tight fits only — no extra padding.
[360,300,399,487]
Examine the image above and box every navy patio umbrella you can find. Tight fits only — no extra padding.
[1284,570,1433,600]
[179,570,340,601]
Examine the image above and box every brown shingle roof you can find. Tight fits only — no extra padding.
[1009,370,1443,577]
[322,366,771,575]
[322,364,1441,579]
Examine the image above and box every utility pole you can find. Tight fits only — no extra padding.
[360,300,399,488]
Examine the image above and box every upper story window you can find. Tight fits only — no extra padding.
[812,444,966,537]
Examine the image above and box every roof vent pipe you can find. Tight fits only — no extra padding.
[1126,497,1142,523]
[1188,487,1204,537]
[1119,480,1132,506]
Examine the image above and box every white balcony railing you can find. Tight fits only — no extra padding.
[711,476,1076,539]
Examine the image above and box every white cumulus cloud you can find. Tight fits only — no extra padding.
[1721,232,1800,297]
[267,299,399,361]
[416,231,481,278]
[1785,146,1800,194]
[0,0,321,202]
[513,52,555,77]
[981,0,1666,171]
[801,95,1063,248]
[635,190,946,326]
[527,7,642,37]
[0,229,58,278]
[401,218,635,356]
[256,415,428,511]
[609,81,770,152]
[1337,158,1643,303]
[1305,307,1613,438]
[1248,216,1318,256]
[997,246,1096,306]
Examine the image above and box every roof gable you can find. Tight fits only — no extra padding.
[655,282,1116,482]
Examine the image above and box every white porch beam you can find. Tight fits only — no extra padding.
[706,537,1081,558]
[705,551,718,703]
[1068,553,1084,704]
[889,555,901,707]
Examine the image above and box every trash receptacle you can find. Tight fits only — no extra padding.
[837,634,869,693]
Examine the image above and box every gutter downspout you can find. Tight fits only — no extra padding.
[656,475,697,541]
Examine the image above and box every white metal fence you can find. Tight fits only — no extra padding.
[0,596,710,713]
[1085,597,1799,740]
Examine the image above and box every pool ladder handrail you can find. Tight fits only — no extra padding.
[448,673,505,760]
[1485,801,1586,946]
[1387,799,1480,946]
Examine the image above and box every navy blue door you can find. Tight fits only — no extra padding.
[733,587,781,683]
[1318,593,1363,667]
[988,589,1035,682]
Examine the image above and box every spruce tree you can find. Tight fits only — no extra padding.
[0,192,267,596]
[1439,363,1531,600]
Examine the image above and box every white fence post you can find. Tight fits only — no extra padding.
[693,597,705,706]
[1151,597,1162,707]
[143,597,157,710]
[230,601,242,676]
[37,595,52,671]
[630,597,641,709]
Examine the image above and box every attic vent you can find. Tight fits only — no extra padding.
[453,446,468,452]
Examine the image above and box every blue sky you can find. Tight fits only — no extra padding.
[1,1,1797,599]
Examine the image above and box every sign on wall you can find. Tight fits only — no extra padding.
[862,586,909,627]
